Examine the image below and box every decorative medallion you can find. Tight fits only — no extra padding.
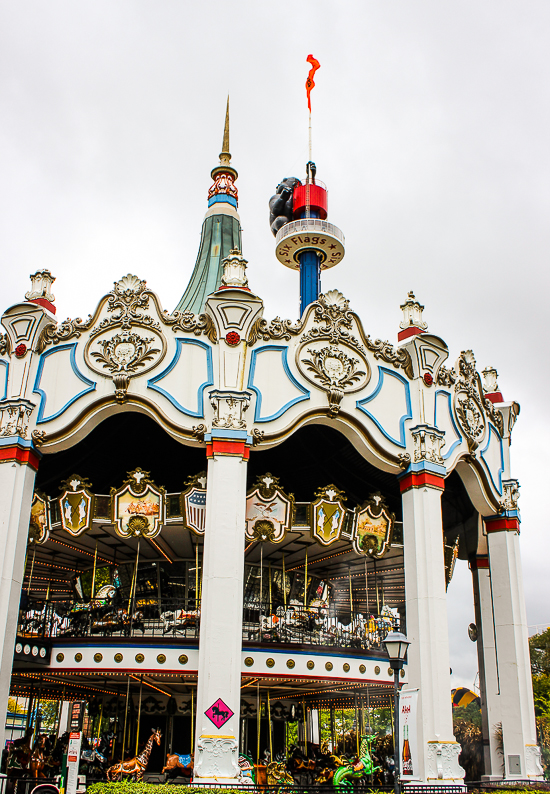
[225,331,241,346]
[114,653,123,663]
[387,668,393,677]
[29,492,50,545]
[310,484,347,546]
[56,653,64,663]
[245,474,294,544]
[111,468,165,539]
[325,662,333,671]
[94,653,103,663]
[58,475,94,537]
[286,659,295,669]
[75,653,82,663]
[181,472,207,536]
[266,658,275,668]
[359,664,366,674]
[157,654,166,664]
[353,493,395,558]
[298,343,369,417]
[135,653,145,663]
[453,350,488,451]
[343,663,350,673]
[307,660,315,670]
[244,657,254,667]
[400,669,406,678]
[205,698,234,729]
[15,343,27,358]
[374,666,380,675]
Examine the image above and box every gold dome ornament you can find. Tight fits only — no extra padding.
[135,653,145,663]
[244,657,254,667]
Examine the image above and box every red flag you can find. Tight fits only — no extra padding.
[305,54,320,112]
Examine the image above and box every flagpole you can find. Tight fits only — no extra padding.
[308,109,312,164]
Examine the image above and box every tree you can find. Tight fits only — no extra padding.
[529,627,550,779]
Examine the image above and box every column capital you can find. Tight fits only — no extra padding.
[484,514,520,533]
[0,437,41,470]
[399,455,446,492]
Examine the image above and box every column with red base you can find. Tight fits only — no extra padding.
[399,459,464,784]
[194,419,250,783]
[0,436,40,749]
[483,508,543,779]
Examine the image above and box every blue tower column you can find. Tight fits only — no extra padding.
[299,249,322,316]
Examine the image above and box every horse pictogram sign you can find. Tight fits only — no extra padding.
[205,698,234,729]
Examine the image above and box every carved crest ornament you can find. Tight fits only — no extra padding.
[310,484,347,545]
[353,493,394,558]
[58,474,94,536]
[111,468,165,539]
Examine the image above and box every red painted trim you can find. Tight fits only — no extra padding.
[399,471,445,492]
[485,516,520,532]
[485,392,504,404]
[0,445,40,470]
[29,298,56,314]
[397,326,425,342]
[472,557,489,569]
[206,440,249,460]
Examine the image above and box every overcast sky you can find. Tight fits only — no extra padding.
[1,1,549,689]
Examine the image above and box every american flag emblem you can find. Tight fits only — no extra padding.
[184,487,206,535]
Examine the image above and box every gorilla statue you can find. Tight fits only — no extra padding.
[268,177,301,237]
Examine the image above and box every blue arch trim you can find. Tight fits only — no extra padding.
[356,367,412,448]
[0,360,8,400]
[480,423,504,495]
[434,389,463,459]
[147,338,213,418]
[248,345,310,423]
[33,344,96,423]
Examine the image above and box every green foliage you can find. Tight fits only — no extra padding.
[530,627,550,678]
[7,697,26,714]
[452,702,482,729]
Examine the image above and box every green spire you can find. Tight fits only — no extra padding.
[175,101,241,314]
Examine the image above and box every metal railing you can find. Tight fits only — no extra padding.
[275,218,345,245]
[19,599,400,649]
[243,604,399,650]
[18,599,200,640]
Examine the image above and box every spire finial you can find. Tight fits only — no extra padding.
[221,96,230,161]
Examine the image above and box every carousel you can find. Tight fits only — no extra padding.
[0,101,542,787]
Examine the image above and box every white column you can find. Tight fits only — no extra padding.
[471,555,503,779]
[485,517,543,779]
[401,469,464,784]
[0,441,38,750]
[194,440,248,783]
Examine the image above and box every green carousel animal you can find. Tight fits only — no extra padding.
[332,734,380,790]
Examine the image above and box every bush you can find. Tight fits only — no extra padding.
[88,786,247,794]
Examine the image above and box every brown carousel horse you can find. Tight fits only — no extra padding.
[106,728,161,782]
[29,736,47,778]
[162,752,193,777]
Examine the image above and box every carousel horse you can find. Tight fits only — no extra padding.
[29,736,47,779]
[7,728,34,775]
[237,753,255,785]
[160,608,200,634]
[267,760,295,788]
[332,734,380,790]
[106,727,161,782]
[91,608,144,634]
[162,752,193,777]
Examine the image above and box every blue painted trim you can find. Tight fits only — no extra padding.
[52,642,200,650]
[0,360,8,400]
[207,429,249,441]
[480,423,505,495]
[0,436,34,449]
[33,344,96,424]
[434,389,463,459]
[356,367,412,448]
[208,195,237,208]
[147,338,213,418]
[248,345,310,422]
[408,460,447,476]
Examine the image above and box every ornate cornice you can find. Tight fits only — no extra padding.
[247,316,303,345]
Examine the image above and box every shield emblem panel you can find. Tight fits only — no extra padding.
[111,468,165,539]
[310,485,347,546]
[245,474,294,543]
[353,493,394,558]
[58,475,94,536]
[182,485,207,535]
[29,492,50,545]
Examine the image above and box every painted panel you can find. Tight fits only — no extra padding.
[147,338,213,418]
[248,345,310,423]
[434,390,463,459]
[356,367,412,448]
[0,360,8,400]
[33,344,96,423]
[480,423,504,495]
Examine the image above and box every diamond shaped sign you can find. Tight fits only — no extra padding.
[205,698,234,729]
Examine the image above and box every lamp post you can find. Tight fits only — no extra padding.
[383,631,410,794]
